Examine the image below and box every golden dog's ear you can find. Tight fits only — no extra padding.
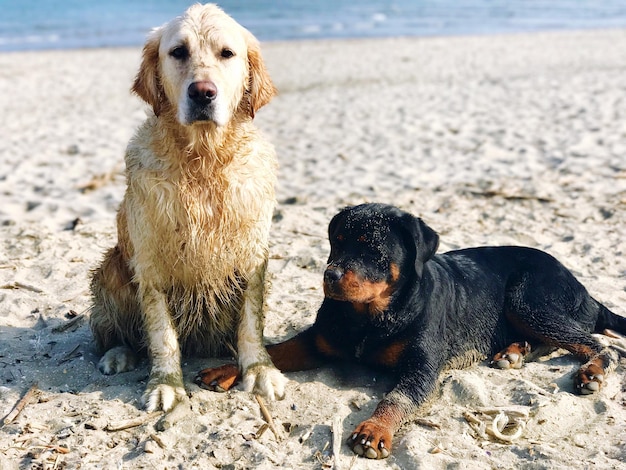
[246,33,277,118]
[132,29,164,116]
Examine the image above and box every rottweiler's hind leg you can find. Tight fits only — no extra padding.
[504,308,617,395]
[503,274,619,394]
[569,343,619,395]
[508,320,616,394]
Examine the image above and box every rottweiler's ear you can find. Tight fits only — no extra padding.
[328,206,351,239]
[132,28,164,116]
[400,214,439,278]
[326,207,352,262]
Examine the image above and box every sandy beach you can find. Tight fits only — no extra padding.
[1,29,626,469]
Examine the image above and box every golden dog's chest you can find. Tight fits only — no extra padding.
[125,167,269,286]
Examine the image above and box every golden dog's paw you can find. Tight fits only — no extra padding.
[242,364,288,401]
[142,382,187,412]
[142,371,186,412]
[98,346,138,375]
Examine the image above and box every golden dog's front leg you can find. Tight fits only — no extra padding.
[140,286,187,412]
[237,261,288,400]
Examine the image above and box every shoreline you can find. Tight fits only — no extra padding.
[5,26,626,56]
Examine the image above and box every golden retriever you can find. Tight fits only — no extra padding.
[89,3,286,412]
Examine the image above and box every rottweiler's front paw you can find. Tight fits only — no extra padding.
[242,364,287,401]
[349,418,392,459]
[575,362,604,395]
[491,341,531,370]
[195,364,240,392]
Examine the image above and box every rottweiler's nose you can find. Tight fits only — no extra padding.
[188,81,217,104]
[324,267,344,284]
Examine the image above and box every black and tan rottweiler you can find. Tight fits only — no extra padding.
[196,203,625,459]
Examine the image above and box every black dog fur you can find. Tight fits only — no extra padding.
[197,203,626,459]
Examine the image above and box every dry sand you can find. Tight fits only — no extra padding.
[1,29,626,469]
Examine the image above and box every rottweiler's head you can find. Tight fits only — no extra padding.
[324,203,439,313]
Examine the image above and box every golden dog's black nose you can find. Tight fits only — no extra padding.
[188,81,217,104]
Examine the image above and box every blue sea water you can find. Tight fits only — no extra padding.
[1,0,626,52]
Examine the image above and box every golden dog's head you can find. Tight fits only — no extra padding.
[132,3,276,126]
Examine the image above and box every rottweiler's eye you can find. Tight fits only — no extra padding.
[169,45,189,60]
[220,48,235,59]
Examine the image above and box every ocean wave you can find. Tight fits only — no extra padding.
[2,0,626,52]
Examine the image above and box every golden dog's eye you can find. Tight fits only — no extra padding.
[220,48,234,59]
[169,45,189,60]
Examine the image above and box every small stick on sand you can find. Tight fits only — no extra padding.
[149,433,167,449]
[255,395,282,441]
[603,329,625,339]
[414,417,441,429]
[51,314,85,333]
[0,282,44,293]
[299,428,312,444]
[47,445,70,454]
[2,382,39,426]
[255,423,269,439]
[57,344,81,365]
[475,406,530,419]
[53,452,62,470]
[332,414,343,470]
[105,412,162,432]
[78,163,122,193]
[463,409,526,443]
[30,445,70,455]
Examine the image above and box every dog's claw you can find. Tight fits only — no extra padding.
[577,374,603,395]
[195,364,240,393]
[491,342,530,370]
[242,364,287,401]
[349,418,393,459]
[194,376,227,392]
[579,381,600,394]
[495,359,511,370]
[98,346,137,375]
[575,360,608,396]
[210,380,226,393]
[142,383,186,412]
